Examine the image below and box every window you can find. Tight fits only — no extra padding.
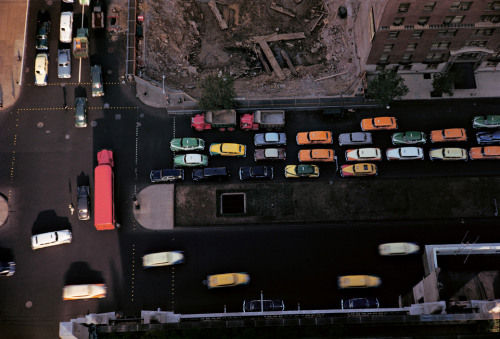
[473,28,494,36]
[407,43,417,51]
[444,15,464,24]
[426,63,439,69]
[379,54,390,62]
[412,30,423,38]
[438,29,458,37]
[431,42,451,49]
[393,17,405,26]
[424,1,437,11]
[403,64,413,70]
[457,53,479,60]
[486,61,498,67]
[490,52,500,59]
[388,31,399,39]
[426,53,444,61]
[401,54,412,62]
[465,41,487,47]
[383,44,394,52]
[376,65,386,71]
[398,3,410,13]
[481,15,500,22]
[486,2,500,11]
[418,17,430,25]
[450,2,472,11]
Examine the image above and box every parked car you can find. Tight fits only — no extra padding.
[239,166,273,180]
[254,148,286,161]
[173,154,208,167]
[338,275,381,289]
[254,132,286,146]
[469,146,500,160]
[476,130,500,144]
[35,53,49,86]
[429,148,468,161]
[298,149,335,162]
[36,12,51,50]
[340,163,377,177]
[150,169,184,182]
[341,297,379,309]
[63,284,106,300]
[209,143,246,157]
[360,117,397,131]
[142,251,184,268]
[338,132,372,146]
[345,148,382,162]
[91,65,104,97]
[31,230,72,250]
[378,242,420,256]
[296,131,333,145]
[472,115,500,129]
[391,131,426,145]
[243,300,285,312]
[74,97,87,128]
[77,186,90,221]
[170,138,205,151]
[0,261,15,276]
[206,272,250,289]
[430,128,467,143]
[59,11,73,43]
[192,167,230,182]
[386,147,424,161]
[57,49,71,78]
[284,164,319,178]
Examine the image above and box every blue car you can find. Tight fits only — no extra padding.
[476,130,500,144]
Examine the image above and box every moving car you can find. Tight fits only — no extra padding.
[378,242,420,256]
[206,272,250,289]
[254,148,286,161]
[296,131,333,145]
[345,148,382,162]
[360,117,397,131]
[284,164,319,178]
[74,97,87,128]
[298,149,335,162]
[63,284,107,300]
[192,167,230,182]
[386,147,424,161]
[430,128,467,143]
[338,275,381,289]
[60,11,73,43]
[142,251,184,268]
[150,169,184,182]
[254,132,287,146]
[91,65,104,97]
[31,230,72,250]
[35,53,49,86]
[429,148,468,161]
[0,261,15,276]
[173,154,208,167]
[209,143,246,157]
[391,131,426,145]
[469,146,500,160]
[57,49,71,78]
[36,12,51,50]
[341,297,379,309]
[239,166,273,180]
[476,130,500,144]
[338,132,372,146]
[170,138,205,151]
[340,163,377,177]
[77,186,90,221]
[243,300,285,312]
[472,115,500,129]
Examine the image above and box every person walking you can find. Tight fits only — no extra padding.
[69,204,74,215]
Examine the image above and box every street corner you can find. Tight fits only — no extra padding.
[133,185,174,230]
[0,193,9,227]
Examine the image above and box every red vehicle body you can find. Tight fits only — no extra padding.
[240,110,285,131]
[191,110,237,131]
[94,149,116,230]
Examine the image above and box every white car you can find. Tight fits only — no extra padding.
[60,12,73,43]
[386,147,424,161]
[31,230,72,250]
[34,53,48,86]
[379,242,420,256]
[63,284,107,300]
[143,251,185,268]
[345,148,382,162]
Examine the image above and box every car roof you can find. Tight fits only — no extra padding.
[444,148,465,157]
[484,146,500,156]
[264,148,279,157]
[308,131,329,140]
[400,147,420,156]
[374,117,394,126]
[351,132,368,141]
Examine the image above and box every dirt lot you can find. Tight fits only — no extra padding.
[139,0,361,98]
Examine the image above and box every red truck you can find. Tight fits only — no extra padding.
[240,110,285,131]
[94,149,117,230]
[191,110,237,131]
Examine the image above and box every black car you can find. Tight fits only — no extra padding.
[150,169,184,183]
[0,261,15,276]
[36,10,51,51]
[77,186,90,221]
[243,300,285,312]
[239,166,273,180]
[192,167,230,182]
[476,130,500,144]
[341,297,379,309]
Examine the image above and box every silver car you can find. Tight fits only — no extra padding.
[74,97,87,128]
[254,132,286,146]
[338,132,373,146]
[57,49,71,78]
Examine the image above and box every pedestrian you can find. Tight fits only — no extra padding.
[69,204,74,215]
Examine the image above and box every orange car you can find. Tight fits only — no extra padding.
[469,146,500,160]
[296,131,333,145]
[430,128,467,143]
[298,149,335,162]
[360,117,397,131]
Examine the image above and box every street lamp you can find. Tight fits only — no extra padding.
[162,75,165,94]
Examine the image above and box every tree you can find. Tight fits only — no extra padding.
[431,72,454,97]
[367,69,409,107]
[198,74,236,111]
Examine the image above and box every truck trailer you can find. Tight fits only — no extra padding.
[94,149,117,230]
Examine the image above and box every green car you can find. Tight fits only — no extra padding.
[472,115,500,129]
[170,138,205,151]
[173,154,208,167]
[391,131,426,145]
[285,164,319,178]
[36,21,50,51]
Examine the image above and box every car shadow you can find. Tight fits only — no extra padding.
[64,261,105,285]
[31,210,72,235]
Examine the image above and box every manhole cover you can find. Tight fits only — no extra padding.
[107,69,112,75]
[115,114,121,120]
[26,301,32,308]
[65,134,70,139]
[37,122,44,128]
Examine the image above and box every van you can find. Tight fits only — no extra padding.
[192,167,230,182]
[31,230,72,250]
[60,12,73,43]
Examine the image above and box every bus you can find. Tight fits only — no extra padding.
[94,149,117,230]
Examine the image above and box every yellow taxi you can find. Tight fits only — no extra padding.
[340,163,377,177]
[338,275,381,289]
[206,272,250,289]
[209,143,246,157]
